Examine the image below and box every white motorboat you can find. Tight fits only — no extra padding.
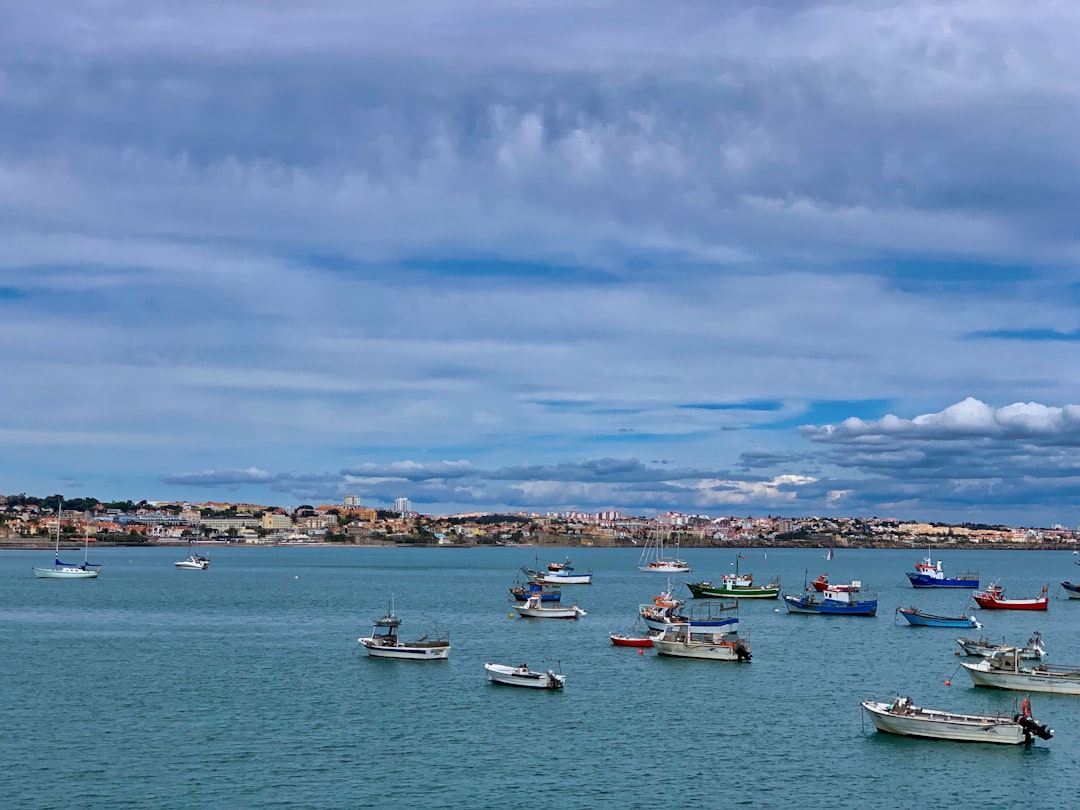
[514,595,586,619]
[961,647,1080,695]
[33,503,100,580]
[484,662,565,689]
[650,623,751,661]
[860,696,1052,745]
[358,599,450,660]
[957,631,1046,660]
[175,541,210,570]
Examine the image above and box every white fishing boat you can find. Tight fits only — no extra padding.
[33,503,101,580]
[358,598,450,660]
[514,594,586,619]
[637,532,690,573]
[961,647,1080,695]
[956,631,1046,660]
[485,662,565,689]
[174,539,210,570]
[860,696,1052,745]
[650,622,752,661]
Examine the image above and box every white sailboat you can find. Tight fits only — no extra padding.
[33,502,101,579]
[638,532,691,573]
[823,547,835,561]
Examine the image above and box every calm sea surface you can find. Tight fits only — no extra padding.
[3,545,1080,808]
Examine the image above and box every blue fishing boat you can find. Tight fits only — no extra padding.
[784,576,877,616]
[895,606,979,628]
[905,549,978,588]
[509,580,561,602]
[1060,581,1080,599]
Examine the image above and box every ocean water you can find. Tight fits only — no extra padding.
[3,545,1080,809]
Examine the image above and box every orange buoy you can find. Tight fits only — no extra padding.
[637,649,644,655]
[944,679,951,686]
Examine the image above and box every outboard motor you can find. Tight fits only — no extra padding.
[1014,698,1053,742]
[734,640,752,663]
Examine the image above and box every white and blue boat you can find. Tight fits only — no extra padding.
[896,606,980,628]
[1060,581,1080,599]
[784,586,877,616]
[358,599,450,660]
[640,598,740,634]
[509,578,561,602]
[906,550,978,588]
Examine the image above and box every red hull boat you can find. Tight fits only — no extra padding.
[811,573,860,593]
[973,582,1049,611]
[609,633,654,648]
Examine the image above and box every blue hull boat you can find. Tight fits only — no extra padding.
[896,606,978,628]
[784,593,877,616]
[509,583,561,602]
[906,553,978,588]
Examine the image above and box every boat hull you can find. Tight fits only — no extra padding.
[896,608,977,628]
[359,639,451,660]
[1061,581,1080,599]
[961,662,1080,695]
[538,573,592,585]
[652,637,749,661]
[609,633,653,648]
[485,663,564,689]
[906,574,979,588]
[640,612,739,634]
[972,595,1048,611]
[516,605,585,619]
[784,594,877,616]
[638,562,691,573]
[860,701,1027,744]
[685,581,780,599]
[33,566,100,579]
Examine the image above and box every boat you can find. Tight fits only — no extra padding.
[972,582,1049,611]
[650,622,752,662]
[640,597,740,635]
[895,606,980,628]
[508,578,561,602]
[1060,581,1080,599]
[637,532,691,573]
[906,550,978,588]
[860,696,1052,745]
[961,647,1080,694]
[957,631,1046,660]
[824,547,835,561]
[522,559,593,585]
[548,557,572,572]
[784,585,877,616]
[32,503,101,580]
[810,573,860,593]
[485,662,565,689]
[609,632,654,648]
[357,598,450,660]
[684,555,780,599]
[174,539,210,570]
[514,594,586,619]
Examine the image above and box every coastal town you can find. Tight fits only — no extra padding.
[1,493,1076,551]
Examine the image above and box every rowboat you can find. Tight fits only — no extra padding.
[956,631,1046,660]
[961,647,1080,694]
[485,662,565,689]
[895,606,980,628]
[860,696,1052,745]
[972,582,1049,611]
[609,632,654,648]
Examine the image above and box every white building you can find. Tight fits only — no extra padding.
[393,497,412,516]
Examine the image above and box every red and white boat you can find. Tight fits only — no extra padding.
[811,573,861,593]
[609,632,654,648]
[973,582,1049,611]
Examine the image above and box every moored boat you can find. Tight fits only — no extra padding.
[973,582,1049,611]
[684,555,780,599]
[515,594,586,619]
[896,606,979,628]
[637,532,691,573]
[609,632,654,648]
[509,579,562,602]
[33,503,101,580]
[175,539,210,570]
[956,631,1046,660]
[1060,581,1080,599]
[906,551,978,589]
[640,595,739,635]
[358,599,450,660]
[650,623,751,662]
[810,573,860,593]
[784,586,877,616]
[860,696,1052,745]
[961,647,1080,694]
[485,662,565,689]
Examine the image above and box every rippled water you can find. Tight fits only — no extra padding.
[3,545,1080,808]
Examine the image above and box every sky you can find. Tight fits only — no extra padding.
[2,1,1080,526]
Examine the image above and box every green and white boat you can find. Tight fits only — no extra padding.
[685,555,779,599]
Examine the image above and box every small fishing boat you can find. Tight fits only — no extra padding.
[609,632,654,648]
[810,573,860,593]
[523,559,593,585]
[637,532,691,573]
[508,579,561,602]
[860,696,1052,745]
[896,606,980,628]
[650,623,752,662]
[957,631,1046,660]
[548,557,572,572]
[485,662,565,689]
[961,647,1080,694]
[358,599,450,660]
[1060,581,1080,599]
[784,586,877,616]
[684,555,780,599]
[906,551,978,589]
[33,503,101,580]
[514,594,586,619]
[640,595,739,635]
[973,582,1049,611]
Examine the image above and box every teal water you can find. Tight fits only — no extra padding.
[3,545,1080,808]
